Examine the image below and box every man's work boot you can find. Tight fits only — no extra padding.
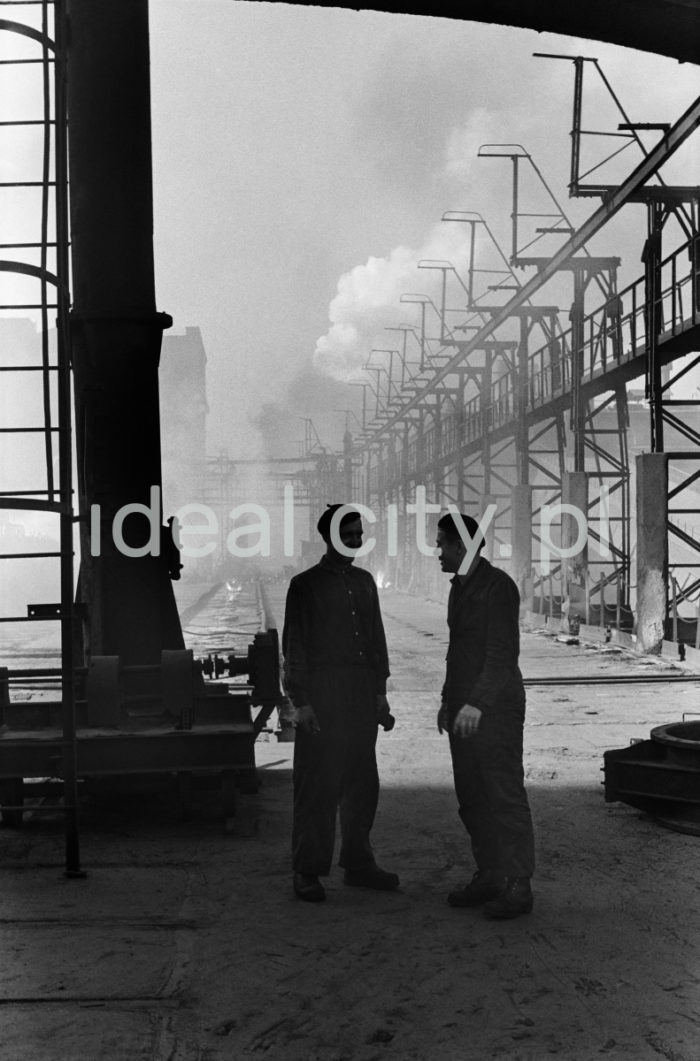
[343,865,400,891]
[483,877,533,919]
[293,872,326,902]
[447,870,501,908]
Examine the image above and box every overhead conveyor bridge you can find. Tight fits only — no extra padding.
[349,91,700,651]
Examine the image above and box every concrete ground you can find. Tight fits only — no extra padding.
[1,587,700,1061]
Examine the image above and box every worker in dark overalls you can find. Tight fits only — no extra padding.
[282,504,399,902]
[436,511,536,919]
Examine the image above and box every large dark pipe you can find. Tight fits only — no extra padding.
[66,0,183,664]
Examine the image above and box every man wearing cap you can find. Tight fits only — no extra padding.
[282,504,399,902]
[436,511,535,919]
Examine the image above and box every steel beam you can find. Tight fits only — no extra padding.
[358,95,700,448]
[0,726,255,778]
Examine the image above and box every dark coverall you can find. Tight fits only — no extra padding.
[443,556,535,880]
[282,555,390,877]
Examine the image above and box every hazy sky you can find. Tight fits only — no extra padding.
[148,2,700,460]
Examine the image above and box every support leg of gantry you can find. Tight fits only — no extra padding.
[482,494,499,562]
[562,471,589,629]
[512,484,533,611]
[636,453,668,654]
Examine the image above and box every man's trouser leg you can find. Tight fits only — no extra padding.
[292,722,344,876]
[473,702,535,878]
[449,728,500,874]
[338,704,379,871]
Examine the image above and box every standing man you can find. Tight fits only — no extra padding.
[436,511,535,919]
[282,504,399,902]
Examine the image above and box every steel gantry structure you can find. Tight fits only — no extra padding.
[348,74,700,651]
[0,0,697,868]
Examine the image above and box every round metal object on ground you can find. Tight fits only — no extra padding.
[649,721,700,835]
[651,721,700,768]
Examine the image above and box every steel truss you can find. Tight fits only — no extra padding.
[352,80,700,626]
[557,56,700,635]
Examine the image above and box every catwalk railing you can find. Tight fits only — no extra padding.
[391,237,700,463]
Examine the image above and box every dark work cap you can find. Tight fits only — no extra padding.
[437,511,485,549]
[317,504,361,541]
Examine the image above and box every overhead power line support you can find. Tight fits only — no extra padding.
[362,95,700,444]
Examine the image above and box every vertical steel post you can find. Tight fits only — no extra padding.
[511,155,519,261]
[481,353,493,492]
[54,0,84,878]
[419,301,427,373]
[343,429,353,499]
[511,484,533,608]
[570,267,586,471]
[467,220,476,307]
[516,318,530,484]
[66,0,183,666]
[645,202,665,452]
[570,57,584,194]
[615,385,631,604]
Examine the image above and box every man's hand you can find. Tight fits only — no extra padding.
[436,701,449,735]
[293,704,320,734]
[376,694,394,731]
[452,703,482,738]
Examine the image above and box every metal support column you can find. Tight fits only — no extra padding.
[511,484,533,607]
[644,202,665,452]
[561,470,588,603]
[66,0,183,666]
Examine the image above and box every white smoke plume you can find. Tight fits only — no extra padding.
[313,220,485,381]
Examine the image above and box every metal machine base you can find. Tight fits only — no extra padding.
[604,721,700,835]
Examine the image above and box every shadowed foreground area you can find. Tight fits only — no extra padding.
[1,593,699,1060]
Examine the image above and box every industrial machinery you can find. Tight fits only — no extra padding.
[0,3,289,874]
[0,606,285,829]
[604,720,700,835]
[2,1,699,879]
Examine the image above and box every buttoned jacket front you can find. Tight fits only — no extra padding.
[443,556,524,713]
[282,557,390,707]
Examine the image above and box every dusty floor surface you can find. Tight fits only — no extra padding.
[1,586,700,1061]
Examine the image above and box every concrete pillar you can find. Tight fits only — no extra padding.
[512,484,533,608]
[636,453,668,653]
[561,471,589,588]
[558,471,588,627]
